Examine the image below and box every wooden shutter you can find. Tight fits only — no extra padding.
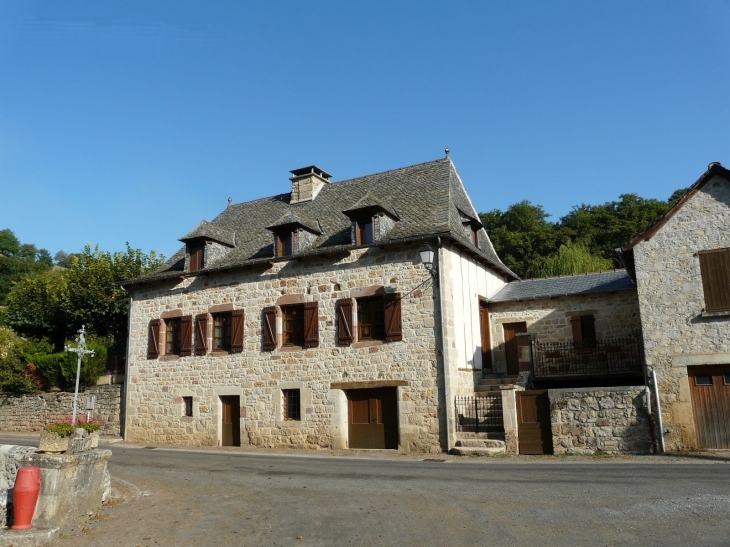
[699,249,730,312]
[195,314,208,355]
[337,298,354,345]
[384,293,402,342]
[189,246,204,272]
[148,319,160,359]
[231,309,245,353]
[262,306,277,351]
[571,316,583,345]
[179,315,193,356]
[303,302,319,348]
[581,315,596,345]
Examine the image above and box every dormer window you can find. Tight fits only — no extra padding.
[188,245,205,272]
[356,217,374,245]
[276,229,295,257]
[470,227,479,248]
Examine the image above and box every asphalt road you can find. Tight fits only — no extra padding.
[1,435,729,547]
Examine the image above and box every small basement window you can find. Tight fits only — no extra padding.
[166,318,182,355]
[213,312,232,351]
[695,374,713,386]
[183,396,193,417]
[283,389,301,421]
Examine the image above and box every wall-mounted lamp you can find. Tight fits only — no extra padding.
[419,243,438,285]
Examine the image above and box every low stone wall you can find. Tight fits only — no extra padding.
[0,385,122,436]
[549,386,652,454]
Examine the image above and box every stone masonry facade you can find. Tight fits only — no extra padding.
[549,386,652,454]
[488,290,641,374]
[126,242,445,453]
[0,385,122,436]
[633,174,730,450]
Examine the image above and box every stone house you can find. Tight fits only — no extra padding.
[618,162,730,451]
[122,156,518,453]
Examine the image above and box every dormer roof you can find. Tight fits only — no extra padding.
[179,221,236,247]
[342,192,399,220]
[266,211,322,235]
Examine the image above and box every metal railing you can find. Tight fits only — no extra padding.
[532,331,643,379]
[455,394,504,433]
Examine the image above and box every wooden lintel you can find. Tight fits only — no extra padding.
[330,380,409,390]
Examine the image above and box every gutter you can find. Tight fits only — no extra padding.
[122,231,517,288]
[436,236,455,451]
[119,284,133,441]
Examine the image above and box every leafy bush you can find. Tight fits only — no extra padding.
[76,416,103,433]
[0,327,39,394]
[44,421,75,438]
[29,341,108,390]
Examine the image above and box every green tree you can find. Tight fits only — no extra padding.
[5,269,71,351]
[0,327,41,394]
[480,201,558,278]
[526,243,615,278]
[54,250,71,267]
[0,229,20,257]
[18,243,38,261]
[37,249,53,267]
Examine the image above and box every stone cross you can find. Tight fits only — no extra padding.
[65,325,95,425]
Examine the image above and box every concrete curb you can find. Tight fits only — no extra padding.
[0,526,59,547]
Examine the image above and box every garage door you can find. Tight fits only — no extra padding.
[348,388,399,449]
[689,365,730,449]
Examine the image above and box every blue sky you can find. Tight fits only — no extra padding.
[1,1,729,259]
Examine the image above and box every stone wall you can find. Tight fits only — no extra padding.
[549,386,652,454]
[633,174,730,450]
[488,289,641,373]
[0,385,122,436]
[126,242,449,453]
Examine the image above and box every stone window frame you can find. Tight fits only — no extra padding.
[174,388,198,422]
[338,286,402,348]
[196,303,241,357]
[265,294,319,352]
[274,381,311,427]
[159,309,183,360]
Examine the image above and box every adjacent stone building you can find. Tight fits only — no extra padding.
[619,162,730,451]
[122,157,517,453]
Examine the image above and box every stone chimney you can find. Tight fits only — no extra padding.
[289,166,332,204]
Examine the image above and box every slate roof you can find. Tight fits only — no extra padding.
[125,157,517,286]
[179,220,236,247]
[342,192,399,219]
[489,270,634,303]
[266,210,322,234]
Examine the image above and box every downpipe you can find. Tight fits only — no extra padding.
[650,368,666,453]
[436,236,454,452]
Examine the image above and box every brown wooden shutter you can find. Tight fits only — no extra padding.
[699,249,730,312]
[231,309,245,353]
[384,293,402,342]
[148,319,160,359]
[571,316,582,346]
[581,315,596,345]
[262,306,277,351]
[179,315,193,356]
[337,298,354,345]
[195,314,208,355]
[303,302,319,348]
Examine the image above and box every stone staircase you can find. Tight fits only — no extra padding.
[474,375,519,394]
[451,438,506,456]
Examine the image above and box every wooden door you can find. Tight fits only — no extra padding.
[516,390,553,455]
[479,300,492,372]
[504,322,527,376]
[689,365,730,449]
[348,388,399,449]
[220,396,241,447]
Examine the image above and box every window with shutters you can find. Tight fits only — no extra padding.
[188,245,204,272]
[357,297,385,340]
[166,318,182,355]
[282,305,305,346]
[698,249,730,313]
[213,312,232,351]
[571,314,596,348]
[148,319,161,359]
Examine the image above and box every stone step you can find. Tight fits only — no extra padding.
[478,376,519,386]
[451,439,506,456]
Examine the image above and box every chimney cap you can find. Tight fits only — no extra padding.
[290,165,332,180]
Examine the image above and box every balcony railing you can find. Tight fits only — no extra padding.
[532,331,643,379]
[455,394,504,433]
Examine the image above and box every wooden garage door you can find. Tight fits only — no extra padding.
[689,365,730,449]
[348,388,399,449]
[516,390,553,455]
